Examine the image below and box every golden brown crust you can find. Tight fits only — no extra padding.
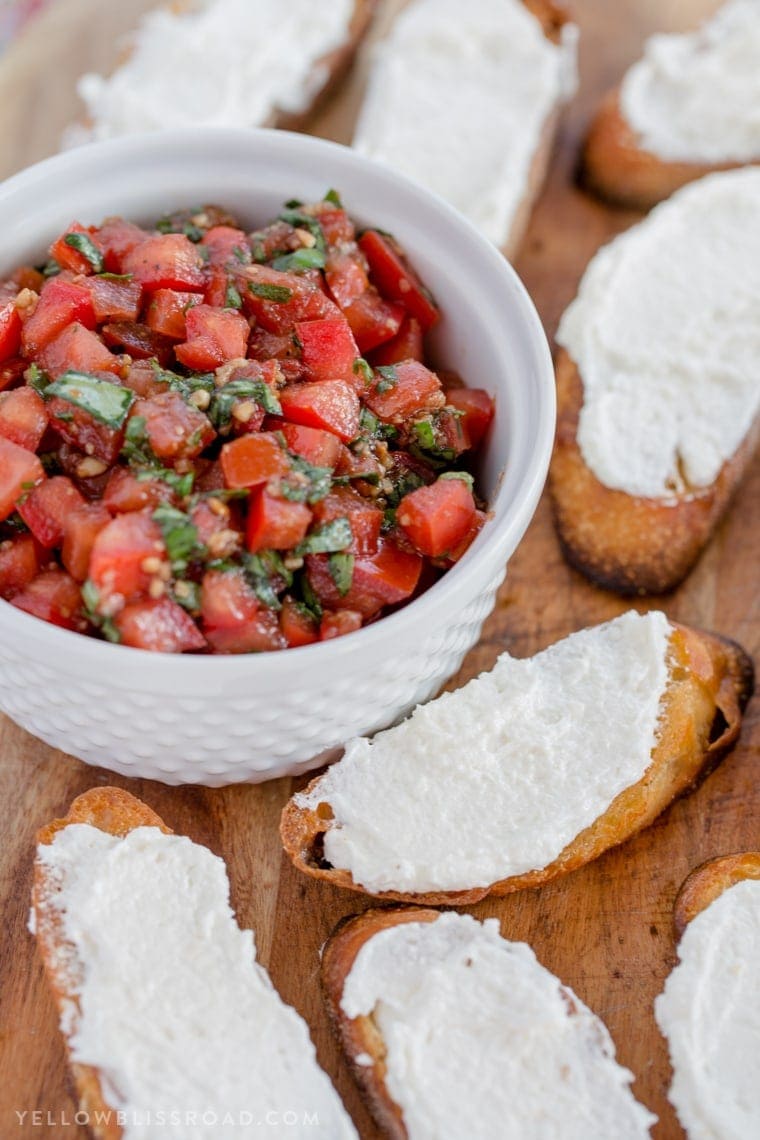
[33,789,172,1140]
[321,907,442,1140]
[673,852,760,937]
[582,88,742,211]
[549,349,760,595]
[280,623,754,904]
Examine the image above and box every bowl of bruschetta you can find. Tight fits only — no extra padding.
[0,127,555,784]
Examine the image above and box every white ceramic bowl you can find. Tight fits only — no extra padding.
[0,128,554,786]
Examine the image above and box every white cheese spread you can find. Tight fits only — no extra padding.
[557,168,760,499]
[67,0,354,143]
[353,0,578,247]
[620,0,760,164]
[655,876,760,1140]
[35,824,357,1139]
[341,912,656,1140]
[298,610,671,893]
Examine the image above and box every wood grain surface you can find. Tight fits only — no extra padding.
[0,1,757,1137]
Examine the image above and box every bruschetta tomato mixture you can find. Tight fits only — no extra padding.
[0,195,493,653]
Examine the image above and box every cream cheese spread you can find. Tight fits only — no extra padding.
[67,0,354,143]
[341,912,656,1139]
[35,824,357,1139]
[557,168,760,499]
[353,0,578,247]
[620,0,760,164]
[298,610,671,893]
[655,877,760,1140]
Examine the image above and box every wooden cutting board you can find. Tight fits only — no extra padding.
[0,1,757,1137]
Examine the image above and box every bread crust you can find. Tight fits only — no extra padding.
[582,88,742,211]
[280,623,754,905]
[321,907,441,1140]
[32,788,172,1140]
[550,349,760,595]
[673,851,760,937]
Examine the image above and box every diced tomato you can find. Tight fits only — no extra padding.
[200,568,285,653]
[174,305,249,370]
[220,433,289,489]
[364,360,442,422]
[444,508,487,565]
[194,459,226,492]
[204,266,230,309]
[248,327,301,366]
[397,476,477,557]
[82,276,143,323]
[296,317,359,384]
[123,234,206,292]
[89,511,166,606]
[280,597,319,647]
[200,226,249,267]
[17,476,85,548]
[145,289,201,339]
[325,249,368,309]
[335,444,384,485]
[316,207,356,245]
[307,539,422,616]
[0,437,45,521]
[343,290,405,354]
[10,569,84,631]
[61,502,111,581]
[320,609,363,641]
[0,357,26,393]
[445,388,494,448]
[102,468,173,514]
[133,390,215,463]
[279,423,342,468]
[0,388,48,451]
[0,301,22,363]
[122,360,169,400]
[358,230,440,332]
[0,533,41,599]
[312,487,383,556]
[246,489,312,553]
[100,321,175,366]
[280,380,360,443]
[114,597,207,653]
[240,265,339,334]
[48,394,126,467]
[49,223,104,276]
[94,218,149,274]
[189,499,239,549]
[8,266,44,293]
[370,316,424,367]
[21,278,96,357]
[38,323,121,379]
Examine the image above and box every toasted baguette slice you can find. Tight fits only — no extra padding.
[550,347,760,595]
[322,908,656,1140]
[32,788,357,1140]
[281,614,753,905]
[353,0,576,259]
[67,0,377,144]
[655,853,760,1138]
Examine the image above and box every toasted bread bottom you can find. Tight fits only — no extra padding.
[550,349,760,595]
[280,624,754,905]
[582,88,742,211]
[673,851,760,936]
[33,789,172,1140]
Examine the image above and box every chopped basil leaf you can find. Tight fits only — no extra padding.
[284,198,304,210]
[385,468,426,508]
[280,455,332,504]
[353,358,373,386]
[232,245,251,265]
[225,282,243,309]
[96,272,134,282]
[296,517,352,556]
[271,246,326,273]
[52,409,74,423]
[242,552,286,610]
[81,580,121,643]
[45,372,134,429]
[26,363,50,394]
[172,579,201,613]
[277,210,326,256]
[412,420,436,451]
[375,365,398,395]
[136,467,195,497]
[299,574,323,619]
[156,216,204,242]
[64,232,104,273]
[324,188,343,208]
[42,259,61,278]
[152,504,200,574]
[328,551,354,596]
[359,406,398,442]
[209,378,282,433]
[122,418,194,496]
[249,282,293,303]
[439,470,475,491]
[149,361,215,403]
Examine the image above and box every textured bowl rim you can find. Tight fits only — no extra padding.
[0,127,555,675]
